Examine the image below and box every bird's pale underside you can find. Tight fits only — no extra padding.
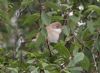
[32,22,62,43]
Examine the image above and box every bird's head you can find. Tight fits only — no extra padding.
[46,22,62,43]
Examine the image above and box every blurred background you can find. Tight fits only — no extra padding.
[0,0,100,73]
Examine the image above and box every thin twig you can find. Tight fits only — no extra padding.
[38,0,42,19]
[91,46,98,73]
[91,34,99,73]
[46,40,52,57]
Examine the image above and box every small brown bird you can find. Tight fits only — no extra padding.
[32,22,62,43]
[46,22,62,43]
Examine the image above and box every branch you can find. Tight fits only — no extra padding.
[91,34,99,73]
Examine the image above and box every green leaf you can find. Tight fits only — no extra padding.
[87,20,95,34]
[44,70,50,73]
[87,17,100,34]
[69,16,80,24]
[69,16,80,30]
[41,12,51,25]
[68,67,83,72]
[68,52,84,67]
[88,5,100,15]
[21,0,33,7]
[0,48,4,51]
[63,70,71,73]
[45,1,60,10]
[51,16,63,21]
[35,28,47,49]
[0,0,8,9]
[80,56,90,70]
[95,34,100,51]
[63,25,70,36]
[54,41,70,58]
[93,18,100,28]
[0,9,11,33]
[23,13,40,25]
[7,67,18,73]
[41,61,48,68]
[45,64,59,72]
[73,42,82,56]
[27,59,34,64]
[31,67,39,73]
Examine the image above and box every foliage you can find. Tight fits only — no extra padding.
[0,0,100,73]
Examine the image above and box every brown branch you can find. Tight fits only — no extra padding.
[91,33,99,73]
[46,40,52,57]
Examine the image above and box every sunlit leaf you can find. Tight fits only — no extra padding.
[44,70,50,73]
[68,52,84,67]
[68,67,83,71]
[31,67,39,73]
[7,67,18,73]
[88,5,100,15]
[27,59,34,64]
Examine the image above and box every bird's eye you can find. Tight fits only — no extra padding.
[55,24,61,28]
[51,23,61,29]
[56,26,59,28]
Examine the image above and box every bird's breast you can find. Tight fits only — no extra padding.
[47,30,60,43]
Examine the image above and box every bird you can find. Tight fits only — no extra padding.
[46,22,62,43]
[32,22,62,43]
